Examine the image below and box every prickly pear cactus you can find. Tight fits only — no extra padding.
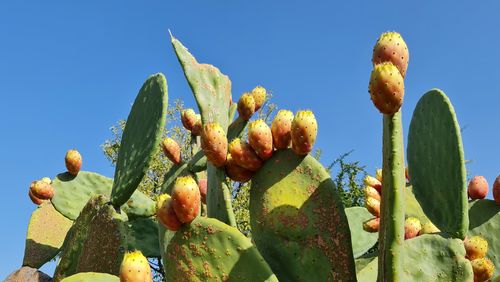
[127,217,160,257]
[110,73,168,207]
[22,203,73,268]
[60,272,119,282]
[407,89,468,239]
[163,217,278,281]
[468,199,500,279]
[51,171,155,220]
[250,149,356,281]
[345,207,379,258]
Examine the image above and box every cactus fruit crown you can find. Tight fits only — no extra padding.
[368,62,405,115]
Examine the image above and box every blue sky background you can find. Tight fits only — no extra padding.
[1,1,499,278]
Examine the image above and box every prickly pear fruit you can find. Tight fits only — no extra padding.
[364,175,382,193]
[171,176,201,223]
[404,217,422,240]
[368,62,405,115]
[248,119,273,160]
[271,110,294,149]
[29,180,54,200]
[418,221,440,235]
[365,197,380,217]
[464,236,488,260]
[291,110,318,155]
[364,186,381,201]
[225,153,254,183]
[375,168,383,182]
[65,149,82,176]
[181,108,197,132]
[156,194,182,231]
[28,189,44,205]
[251,86,267,111]
[468,176,489,200]
[198,178,207,204]
[237,93,256,121]
[119,250,152,282]
[470,258,494,282]
[201,123,227,167]
[191,114,202,136]
[494,175,500,204]
[372,31,409,77]
[41,177,52,184]
[405,167,410,182]
[228,138,262,171]
[363,218,380,233]
[161,137,181,164]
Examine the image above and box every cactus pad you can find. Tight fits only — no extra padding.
[407,89,468,238]
[345,207,379,258]
[22,203,73,268]
[60,272,119,282]
[127,217,160,257]
[250,149,356,281]
[163,217,278,281]
[51,171,155,220]
[468,199,500,279]
[110,73,168,207]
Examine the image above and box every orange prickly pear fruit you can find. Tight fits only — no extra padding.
[365,197,380,217]
[161,137,181,164]
[65,149,82,176]
[271,110,294,150]
[364,175,382,193]
[404,217,422,240]
[464,236,488,261]
[156,194,182,231]
[368,62,405,115]
[248,119,273,160]
[251,86,267,111]
[364,186,381,201]
[29,179,54,200]
[237,93,255,121]
[372,31,409,78]
[470,257,494,282]
[228,138,262,171]
[197,178,207,204]
[171,176,201,223]
[291,110,318,156]
[363,218,380,233]
[181,108,198,132]
[468,176,489,200]
[493,175,500,204]
[225,154,254,183]
[201,123,228,167]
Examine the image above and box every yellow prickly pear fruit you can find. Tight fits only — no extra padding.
[470,257,494,282]
[365,197,380,217]
[364,175,382,193]
[404,217,422,240]
[364,186,381,201]
[464,236,488,261]
[368,62,405,115]
[375,169,383,182]
[271,110,294,149]
[237,93,256,121]
[418,221,440,235]
[251,86,267,111]
[291,110,318,156]
[363,218,380,233]
[119,250,152,282]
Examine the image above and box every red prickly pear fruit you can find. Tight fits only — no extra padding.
[171,176,201,223]
[65,149,82,176]
[404,217,422,240]
[237,93,256,121]
[191,114,202,136]
[197,178,207,204]
[181,108,198,132]
[291,110,318,156]
[493,175,500,204]
[156,194,182,231]
[225,153,254,183]
[364,175,382,193]
[251,86,267,111]
[418,221,440,235]
[405,167,410,182]
[161,137,181,164]
[248,119,273,160]
[119,250,153,282]
[375,168,383,182]
[201,123,228,167]
[372,32,409,78]
[364,186,381,201]
[28,189,44,205]
[470,258,494,282]
[464,236,488,260]
[368,62,405,115]
[365,197,380,217]
[468,176,489,200]
[363,218,380,233]
[29,180,54,200]
[228,138,262,171]
[271,110,294,149]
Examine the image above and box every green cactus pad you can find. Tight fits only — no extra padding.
[54,195,108,281]
[250,149,356,281]
[345,207,379,258]
[468,199,500,278]
[357,235,473,281]
[228,102,237,122]
[163,217,278,281]
[51,171,155,220]
[355,252,378,273]
[405,185,431,224]
[110,73,168,207]
[227,116,248,142]
[187,151,206,173]
[60,272,119,282]
[22,203,73,268]
[160,162,189,194]
[407,89,468,239]
[127,217,160,257]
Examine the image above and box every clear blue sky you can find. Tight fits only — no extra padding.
[1,1,499,278]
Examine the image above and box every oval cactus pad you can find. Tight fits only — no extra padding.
[345,207,379,258]
[407,89,468,238]
[250,149,356,281]
[163,217,278,281]
[111,73,168,207]
[61,272,119,282]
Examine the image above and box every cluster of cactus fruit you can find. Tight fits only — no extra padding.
[13,30,500,282]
